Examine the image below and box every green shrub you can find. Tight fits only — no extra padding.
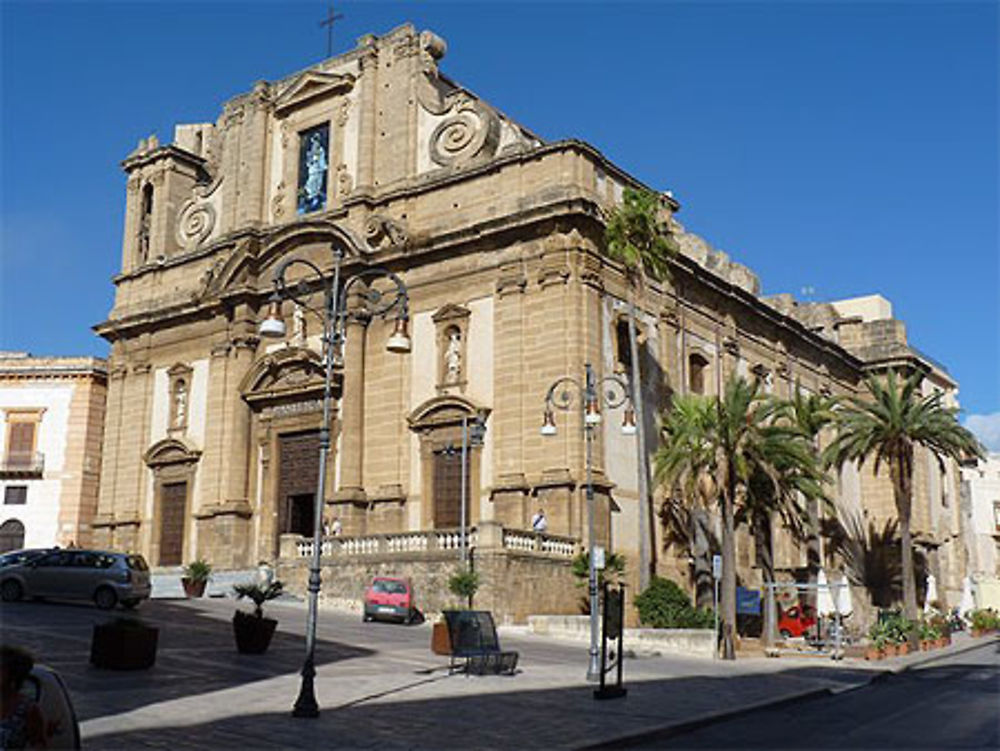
[448,567,480,606]
[969,608,1000,632]
[878,609,914,644]
[635,577,714,629]
[183,559,212,582]
[570,551,626,614]
[233,580,284,618]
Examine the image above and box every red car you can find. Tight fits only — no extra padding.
[778,604,817,638]
[363,576,418,624]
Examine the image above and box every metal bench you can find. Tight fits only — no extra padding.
[441,610,519,676]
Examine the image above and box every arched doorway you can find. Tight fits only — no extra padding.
[240,346,342,558]
[407,396,490,531]
[0,519,25,552]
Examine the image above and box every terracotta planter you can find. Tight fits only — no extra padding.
[882,644,897,657]
[182,578,207,598]
[971,628,983,638]
[233,611,277,654]
[864,647,881,661]
[431,621,452,655]
[91,621,158,670]
[920,640,932,652]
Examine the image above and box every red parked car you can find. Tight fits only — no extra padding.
[363,576,418,624]
[778,604,817,638]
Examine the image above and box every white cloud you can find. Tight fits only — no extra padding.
[964,412,1000,452]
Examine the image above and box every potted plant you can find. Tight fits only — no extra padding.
[447,566,480,609]
[90,616,159,670]
[232,580,283,654]
[182,559,212,598]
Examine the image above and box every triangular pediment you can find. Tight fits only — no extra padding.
[274,70,356,116]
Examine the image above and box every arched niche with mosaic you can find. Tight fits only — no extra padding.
[432,303,471,392]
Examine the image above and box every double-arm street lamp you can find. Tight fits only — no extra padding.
[440,414,488,564]
[259,245,410,718]
[541,362,635,681]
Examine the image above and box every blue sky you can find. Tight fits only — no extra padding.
[2,1,998,443]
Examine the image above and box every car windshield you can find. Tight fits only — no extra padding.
[373,580,407,594]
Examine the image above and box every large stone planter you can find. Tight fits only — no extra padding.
[91,620,159,670]
[233,611,277,654]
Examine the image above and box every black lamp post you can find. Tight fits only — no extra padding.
[541,362,635,681]
[441,413,487,564]
[259,245,410,718]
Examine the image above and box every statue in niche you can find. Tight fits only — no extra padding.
[444,327,462,383]
[297,125,329,214]
[173,379,188,428]
[292,304,307,346]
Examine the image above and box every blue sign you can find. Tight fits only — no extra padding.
[736,586,761,615]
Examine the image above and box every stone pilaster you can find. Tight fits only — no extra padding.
[335,308,368,501]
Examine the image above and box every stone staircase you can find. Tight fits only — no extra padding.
[150,568,260,599]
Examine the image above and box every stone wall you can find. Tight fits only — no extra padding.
[276,542,580,624]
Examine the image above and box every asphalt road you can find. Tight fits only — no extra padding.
[616,639,1000,749]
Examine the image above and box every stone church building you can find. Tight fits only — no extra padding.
[93,24,966,620]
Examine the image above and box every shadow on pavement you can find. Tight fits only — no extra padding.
[81,656,999,751]
[2,599,373,723]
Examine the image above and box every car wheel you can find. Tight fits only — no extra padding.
[1,579,23,603]
[121,599,140,610]
[779,629,792,639]
[94,587,117,610]
[362,612,372,622]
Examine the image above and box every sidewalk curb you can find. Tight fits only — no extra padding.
[581,634,999,750]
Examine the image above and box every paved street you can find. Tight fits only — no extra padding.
[3,596,996,749]
[611,640,1000,749]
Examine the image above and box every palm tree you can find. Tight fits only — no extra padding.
[776,386,839,576]
[655,375,821,659]
[824,369,983,625]
[605,186,678,592]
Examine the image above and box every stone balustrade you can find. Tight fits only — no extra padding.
[282,524,578,560]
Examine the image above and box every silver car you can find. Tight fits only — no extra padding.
[0,549,151,609]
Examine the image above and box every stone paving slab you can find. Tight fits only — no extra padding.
[5,597,994,750]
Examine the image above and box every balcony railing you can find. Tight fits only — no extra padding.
[283,526,580,560]
[0,451,44,477]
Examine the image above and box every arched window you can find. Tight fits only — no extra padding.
[0,519,25,553]
[689,353,709,395]
[139,183,154,263]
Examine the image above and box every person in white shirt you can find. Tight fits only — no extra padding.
[531,509,548,533]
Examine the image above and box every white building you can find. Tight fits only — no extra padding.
[0,353,107,551]
[960,453,1000,608]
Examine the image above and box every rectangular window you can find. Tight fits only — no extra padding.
[6,422,36,467]
[4,486,26,505]
[297,123,330,215]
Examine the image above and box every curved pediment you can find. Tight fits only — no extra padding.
[240,346,339,407]
[407,395,489,431]
[144,438,202,468]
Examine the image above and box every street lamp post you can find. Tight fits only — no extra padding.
[259,245,410,719]
[541,362,635,681]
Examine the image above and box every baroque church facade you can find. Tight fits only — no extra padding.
[93,25,966,620]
